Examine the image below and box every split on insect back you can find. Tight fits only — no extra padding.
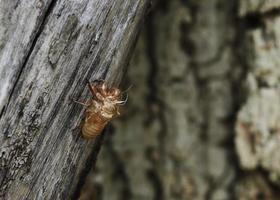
[73,80,128,139]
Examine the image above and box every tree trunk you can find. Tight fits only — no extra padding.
[0,0,149,199]
[82,0,280,200]
[235,1,280,199]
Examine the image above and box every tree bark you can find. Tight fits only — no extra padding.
[0,0,149,199]
[82,0,280,200]
[235,0,280,199]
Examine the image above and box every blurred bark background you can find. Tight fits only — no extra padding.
[81,0,280,200]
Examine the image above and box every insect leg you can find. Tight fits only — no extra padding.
[87,80,107,102]
[116,106,121,115]
[87,79,105,96]
[73,99,89,107]
[116,94,128,105]
[87,80,96,96]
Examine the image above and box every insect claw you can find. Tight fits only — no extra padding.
[68,96,78,105]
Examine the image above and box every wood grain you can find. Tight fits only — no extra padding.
[0,0,149,199]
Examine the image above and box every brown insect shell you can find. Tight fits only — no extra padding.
[82,110,109,139]
[81,87,122,139]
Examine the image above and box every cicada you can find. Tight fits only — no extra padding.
[74,80,127,139]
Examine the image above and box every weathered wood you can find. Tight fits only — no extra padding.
[0,0,53,114]
[0,0,149,199]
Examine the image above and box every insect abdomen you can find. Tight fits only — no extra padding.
[82,123,107,139]
[74,81,125,140]
[82,115,109,139]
